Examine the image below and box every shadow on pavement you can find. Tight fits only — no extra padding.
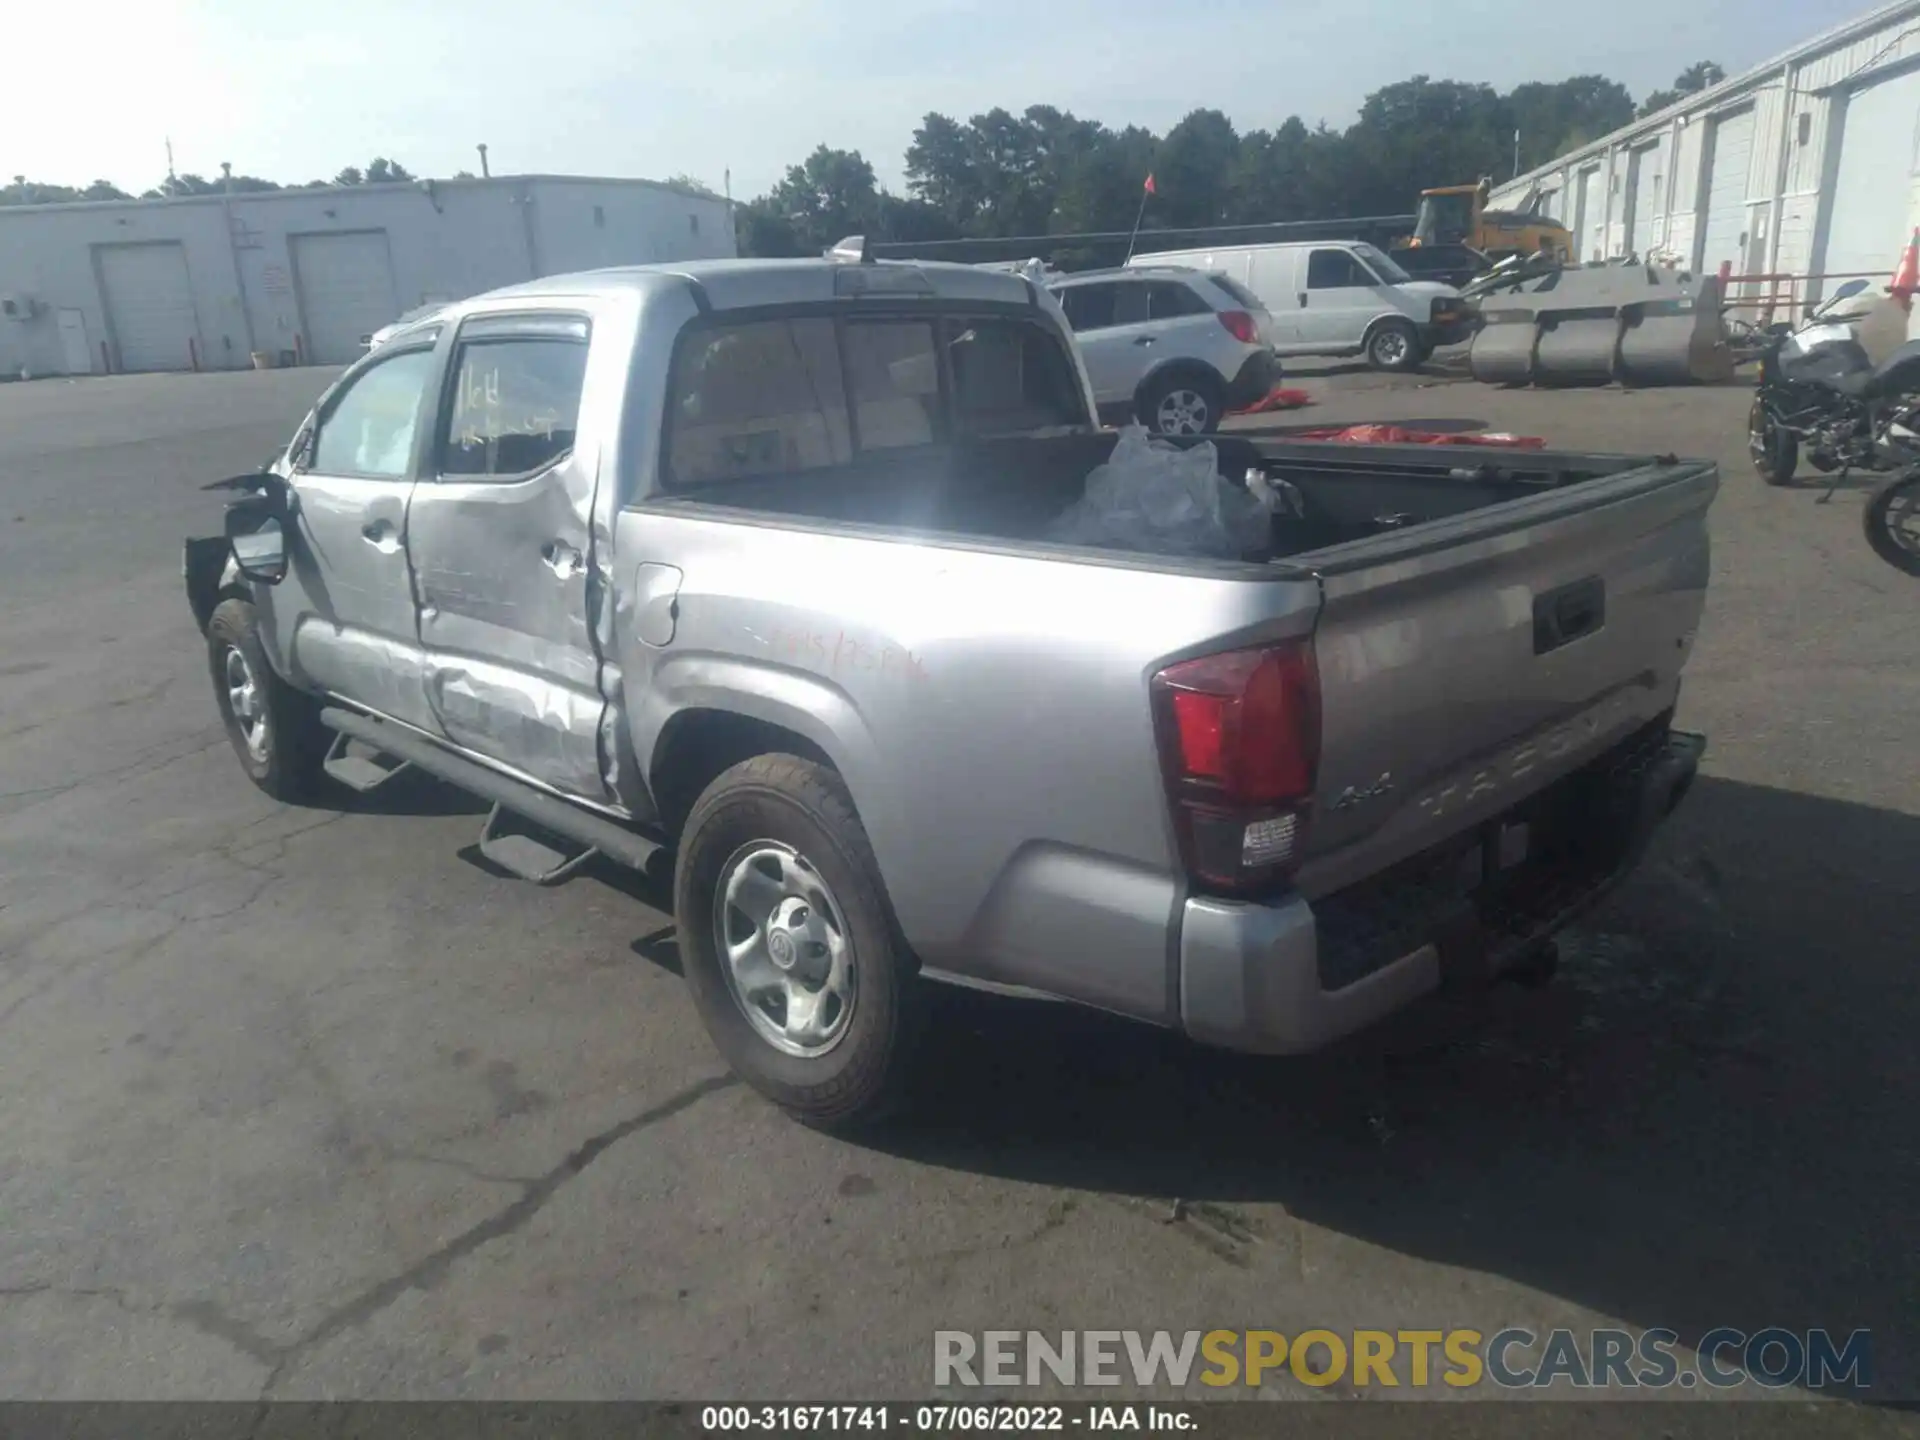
[872,775,1920,1396]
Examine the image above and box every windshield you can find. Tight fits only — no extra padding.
[1353,243,1413,285]
[1414,191,1475,246]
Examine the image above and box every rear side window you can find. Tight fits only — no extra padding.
[667,319,852,486]
[1055,283,1119,332]
[946,317,1083,436]
[1306,249,1371,289]
[1208,274,1266,311]
[440,336,589,478]
[1146,282,1211,320]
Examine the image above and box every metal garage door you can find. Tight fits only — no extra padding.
[96,242,199,372]
[1696,106,1756,276]
[1575,166,1604,261]
[1823,66,1920,280]
[290,231,399,365]
[1626,138,1667,257]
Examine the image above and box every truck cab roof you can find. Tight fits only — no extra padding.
[455,256,1047,318]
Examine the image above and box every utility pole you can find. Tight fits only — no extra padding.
[166,138,177,188]
[1512,129,1521,181]
[218,160,259,361]
[477,143,491,178]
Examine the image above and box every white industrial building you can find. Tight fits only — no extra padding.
[0,175,735,376]
[1493,0,1920,299]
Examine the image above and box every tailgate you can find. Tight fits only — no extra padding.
[1294,457,1716,898]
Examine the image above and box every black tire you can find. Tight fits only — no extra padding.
[1137,370,1224,436]
[1864,472,1920,577]
[206,597,329,802]
[1366,318,1422,372]
[1749,395,1799,486]
[674,753,920,1130]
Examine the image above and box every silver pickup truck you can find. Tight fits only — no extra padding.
[185,248,1713,1128]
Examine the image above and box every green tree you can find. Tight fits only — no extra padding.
[760,145,885,253]
[1152,109,1240,228]
[364,158,414,183]
[332,165,364,186]
[1638,60,1725,117]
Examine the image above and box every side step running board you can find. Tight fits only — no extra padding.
[319,708,664,876]
[478,802,599,885]
[323,731,412,793]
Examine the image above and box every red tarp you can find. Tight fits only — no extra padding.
[1284,424,1548,449]
[1228,386,1315,415]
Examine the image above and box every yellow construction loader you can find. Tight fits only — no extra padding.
[1403,179,1573,263]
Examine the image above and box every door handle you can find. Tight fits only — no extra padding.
[541,539,583,577]
[360,520,400,552]
[1132,335,1157,346]
[1298,293,1309,307]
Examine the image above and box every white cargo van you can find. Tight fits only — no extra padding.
[1127,240,1474,371]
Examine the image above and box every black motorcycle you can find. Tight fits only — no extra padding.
[1864,470,1920,576]
[1748,279,1920,493]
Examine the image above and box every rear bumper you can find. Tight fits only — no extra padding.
[1177,722,1704,1054]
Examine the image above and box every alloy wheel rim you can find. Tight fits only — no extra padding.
[222,646,270,763]
[1156,389,1210,435]
[711,841,856,1057]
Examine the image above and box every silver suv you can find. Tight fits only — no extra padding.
[1048,266,1282,435]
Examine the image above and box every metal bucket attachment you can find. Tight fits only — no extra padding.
[1535,313,1623,386]
[1468,307,1539,385]
[1464,264,1732,388]
[1618,275,1734,385]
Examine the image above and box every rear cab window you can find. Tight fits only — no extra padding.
[661,306,1087,489]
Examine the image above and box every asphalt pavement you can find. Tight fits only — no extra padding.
[0,362,1916,1407]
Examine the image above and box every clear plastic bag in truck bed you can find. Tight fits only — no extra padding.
[1045,425,1276,559]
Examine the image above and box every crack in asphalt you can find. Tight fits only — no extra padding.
[0,730,224,818]
[257,1071,738,1393]
[0,1072,741,1394]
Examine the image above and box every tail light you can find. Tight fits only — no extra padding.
[1217,310,1259,345]
[1151,641,1321,895]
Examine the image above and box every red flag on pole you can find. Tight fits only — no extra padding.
[1143,173,1156,196]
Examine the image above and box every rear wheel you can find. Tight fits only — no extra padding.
[674,754,920,1130]
[1749,396,1799,486]
[1864,471,1920,576]
[1138,372,1223,436]
[206,597,329,802]
[1366,319,1421,372]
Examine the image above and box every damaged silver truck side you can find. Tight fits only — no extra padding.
[185,251,1713,1129]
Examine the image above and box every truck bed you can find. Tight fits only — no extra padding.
[651,429,1684,565]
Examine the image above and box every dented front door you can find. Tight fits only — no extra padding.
[403,313,610,801]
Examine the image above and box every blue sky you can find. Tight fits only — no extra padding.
[15,0,1876,198]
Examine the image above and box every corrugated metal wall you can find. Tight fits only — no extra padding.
[1490,0,1920,289]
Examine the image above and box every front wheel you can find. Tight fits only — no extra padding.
[1138,372,1223,436]
[1750,396,1799,486]
[206,597,329,802]
[1863,471,1920,576]
[1366,319,1422,372]
[674,754,920,1130]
